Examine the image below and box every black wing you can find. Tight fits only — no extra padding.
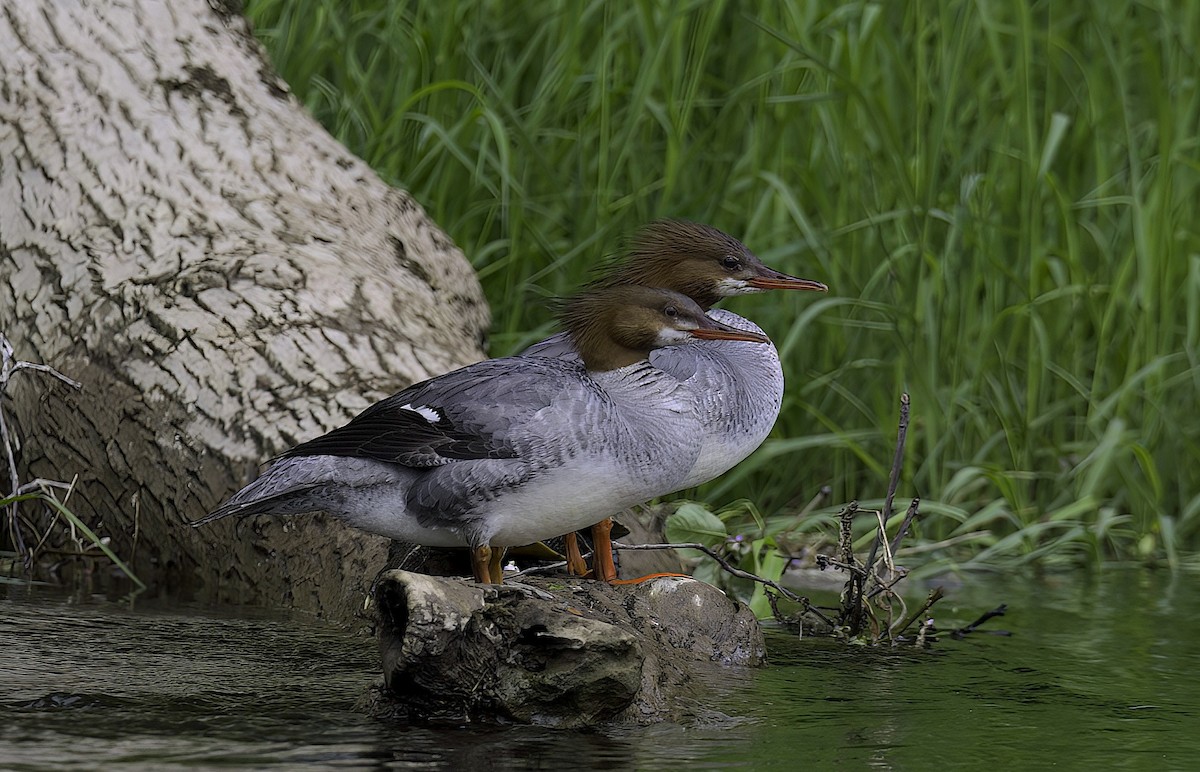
[275,357,586,467]
[278,400,515,467]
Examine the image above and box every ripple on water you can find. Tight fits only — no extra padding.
[3,570,1200,770]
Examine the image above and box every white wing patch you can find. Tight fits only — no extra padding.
[398,403,441,423]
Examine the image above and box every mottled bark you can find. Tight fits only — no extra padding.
[0,0,489,617]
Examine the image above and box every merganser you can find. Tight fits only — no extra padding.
[193,285,769,583]
[521,220,827,579]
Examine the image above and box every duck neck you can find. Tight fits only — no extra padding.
[574,332,650,372]
[566,305,661,371]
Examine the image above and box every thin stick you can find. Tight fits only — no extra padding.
[20,479,77,562]
[915,619,934,647]
[882,393,910,526]
[767,589,836,631]
[873,507,895,573]
[509,559,569,578]
[1,334,83,565]
[839,500,868,634]
[837,501,859,566]
[766,590,788,626]
[1,384,22,551]
[863,393,910,578]
[9,361,83,389]
[613,541,806,604]
[815,555,868,577]
[0,404,18,499]
[950,604,1009,639]
[890,586,944,638]
[801,596,837,628]
[888,497,921,556]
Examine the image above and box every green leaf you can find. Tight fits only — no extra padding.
[665,503,728,547]
[4,491,146,590]
[748,544,788,619]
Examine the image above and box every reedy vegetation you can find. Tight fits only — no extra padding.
[245,0,1200,569]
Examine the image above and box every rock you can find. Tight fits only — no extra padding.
[364,570,765,727]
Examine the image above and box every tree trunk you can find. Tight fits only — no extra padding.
[0,0,489,619]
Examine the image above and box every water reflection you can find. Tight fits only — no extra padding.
[2,570,1199,769]
[736,570,1200,769]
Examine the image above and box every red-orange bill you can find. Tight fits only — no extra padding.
[747,271,828,292]
[690,327,770,344]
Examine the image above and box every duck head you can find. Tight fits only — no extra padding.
[560,285,769,371]
[597,219,827,309]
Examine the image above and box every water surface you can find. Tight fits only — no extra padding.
[2,570,1197,769]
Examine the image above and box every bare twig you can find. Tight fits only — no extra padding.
[131,491,141,566]
[882,393,910,525]
[1,336,92,579]
[888,496,921,556]
[767,584,786,623]
[801,596,837,627]
[950,604,1009,638]
[769,589,837,634]
[841,503,869,635]
[915,618,935,647]
[862,393,910,584]
[865,553,911,601]
[873,507,895,574]
[510,559,569,578]
[890,586,945,638]
[613,541,805,604]
[15,478,76,495]
[845,394,911,637]
[815,555,868,577]
[15,478,77,565]
[2,334,83,536]
[1,335,83,391]
[836,500,859,566]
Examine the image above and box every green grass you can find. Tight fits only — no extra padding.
[243,0,1200,567]
[2,489,146,590]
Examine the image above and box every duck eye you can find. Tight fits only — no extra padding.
[664,305,678,318]
[721,255,740,271]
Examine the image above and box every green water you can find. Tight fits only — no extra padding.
[2,570,1197,770]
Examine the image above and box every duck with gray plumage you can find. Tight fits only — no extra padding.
[193,285,769,583]
[521,220,827,579]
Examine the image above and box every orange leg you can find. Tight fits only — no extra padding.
[471,545,493,583]
[590,518,617,582]
[488,546,506,583]
[563,532,589,576]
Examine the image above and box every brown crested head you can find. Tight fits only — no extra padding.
[559,285,769,372]
[593,219,827,309]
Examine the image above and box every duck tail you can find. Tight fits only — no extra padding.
[189,497,274,527]
[189,462,322,527]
